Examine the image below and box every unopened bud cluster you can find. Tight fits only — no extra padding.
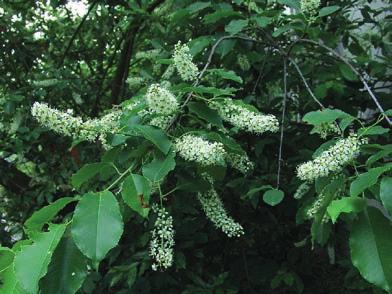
[313,122,340,139]
[227,153,254,174]
[173,41,199,82]
[294,182,310,199]
[297,135,366,181]
[300,0,320,16]
[149,206,175,271]
[174,135,226,166]
[210,98,279,135]
[198,189,244,238]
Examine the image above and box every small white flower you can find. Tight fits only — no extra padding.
[300,0,320,16]
[173,41,199,82]
[198,189,244,238]
[174,135,226,166]
[227,153,254,174]
[210,98,279,135]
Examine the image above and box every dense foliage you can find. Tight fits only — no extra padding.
[1,0,392,293]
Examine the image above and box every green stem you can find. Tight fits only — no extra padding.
[105,163,134,191]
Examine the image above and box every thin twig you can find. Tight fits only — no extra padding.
[277,59,288,189]
[299,38,392,126]
[289,59,325,109]
[61,0,99,64]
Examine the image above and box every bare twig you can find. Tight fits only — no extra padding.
[277,59,288,189]
[299,38,392,126]
[289,59,325,109]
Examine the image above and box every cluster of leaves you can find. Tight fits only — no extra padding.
[1,0,392,293]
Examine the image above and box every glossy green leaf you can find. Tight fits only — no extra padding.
[319,5,340,17]
[127,125,172,154]
[71,191,123,267]
[187,102,223,128]
[380,177,392,216]
[0,247,14,273]
[263,189,284,206]
[40,235,88,294]
[327,197,366,223]
[253,16,272,28]
[71,163,103,189]
[278,0,300,10]
[350,163,392,197]
[303,109,351,126]
[358,126,389,136]
[14,224,67,294]
[122,174,151,218]
[225,19,248,35]
[186,2,211,13]
[25,197,77,235]
[0,266,26,294]
[339,63,357,81]
[350,208,392,292]
[203,10,240,24]
[142,153,176,182]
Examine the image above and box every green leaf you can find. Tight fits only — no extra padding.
[127,125,172,154]
[272,25,294,37]
[142,153,176,182]
[71,191,123,267]
[14,224,67,294]
[71,163,103,189]
[0,266,26,294]
[203,10,240,24]
[303,109,351,126]
[25,197,77,235]
[187,102,223,128]
[207,69,243,83]
[253,16,273,28]
[189,36,214,56]
[327,197,366,223]
[350,208,392,292]
[380,177,392,216]
[225,19,248,35]
[319,5,340,17]
[350,164,392,197]
[40,235,88,294]
[339,63,358,81]
[186,2,211,13]
[122,174,151,218]
[0,247,14,273]
[358,126,390,136]
[263,189,284,206]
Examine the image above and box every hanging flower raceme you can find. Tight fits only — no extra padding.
[31,102,121,148]
[145,84,179,115]
[227,153,254,174]
[210,98,279,135]
[297,135,366,181]
[198,189,244,238]
[173,41,199,82]
[149,206,175,271]
[174,134,226,166]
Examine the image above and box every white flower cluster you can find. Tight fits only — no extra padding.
[146,84,179,115]
[227,153,254,174]
[31,102,121,148]
[149,206,175,271]
[293,182,310,199]
[306,192,326,219]
[210,99,279,135]
[174,135,226,166]
[198,189,244,238]
[149,114,174,129]
[297,135,366,181]
[300,0,320,16]
[173,41,199,82]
